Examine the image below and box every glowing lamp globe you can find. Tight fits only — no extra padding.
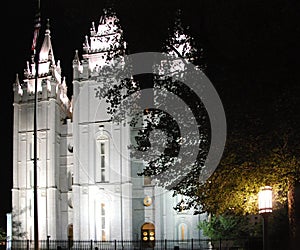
[258,186,273,214]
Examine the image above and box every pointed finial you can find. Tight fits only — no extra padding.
[85,36,90,49]
[45,18,51,35]
[46,18,50,30]
[73,50,80,63]
[13,73,21,92]
[15,73,20,85]
[61,76,67,92]
[26,61,31,73]
[90,22,96,35]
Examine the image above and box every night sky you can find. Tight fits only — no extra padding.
[1,0,300,230]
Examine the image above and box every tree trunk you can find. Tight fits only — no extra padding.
[288,179,300,250]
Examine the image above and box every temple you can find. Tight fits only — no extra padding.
[10,8,207,243]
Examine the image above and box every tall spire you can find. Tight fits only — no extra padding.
[155,9,207,78]
[24,18,61,88]
[39,19,55,64]
[13,73,23,96]
[163,9,198,63]
[82,7,127,71]
[13,1,71,111]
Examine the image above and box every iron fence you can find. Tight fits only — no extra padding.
[1,238,263,250]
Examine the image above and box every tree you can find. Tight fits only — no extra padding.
[102,9,211,213]
[198,213,261,240]
[93,6,300,248]
[11,209,27,240]
[196,110,300,249]
[198,208,289,249]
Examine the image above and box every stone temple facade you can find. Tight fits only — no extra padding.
[10,9,207,241]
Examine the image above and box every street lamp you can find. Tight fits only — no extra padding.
[258,186,273,250]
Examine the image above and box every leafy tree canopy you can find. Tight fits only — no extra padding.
[196,111,300,216]
[99,9,210,213]
[198,213,262,240]
[95,6,300,218]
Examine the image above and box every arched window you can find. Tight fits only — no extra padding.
[95,135,109,182]
[68,224,73,241]
[141,222,155,247]
[96,202,109,241]
[178,223,188,241]
[100,203,106,241]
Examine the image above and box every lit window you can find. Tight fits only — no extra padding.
[181,224,185,240]
[178,223,188,241]
[100,143,105,181]
[101,203,106,241]
[68,224,73,241]
[96,136,109,182]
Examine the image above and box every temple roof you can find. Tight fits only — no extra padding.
[83,8,126,54]
[78,8,127,72]
[39,19,55,64]
[16,19,71,114]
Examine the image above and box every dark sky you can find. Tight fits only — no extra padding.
[1,0,300,230]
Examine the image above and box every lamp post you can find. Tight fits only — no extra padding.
[258,186,273,250]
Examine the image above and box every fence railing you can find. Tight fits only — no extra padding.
[1,238,263,250]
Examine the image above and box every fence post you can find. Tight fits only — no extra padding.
[191,238,193,250]
[165,239,167,250]
[219,239,222,250]
[90,239,93,250]
[114,239,117,250]
[68,236,71,250]
[27,239,29,250]
[47,235,50,250]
